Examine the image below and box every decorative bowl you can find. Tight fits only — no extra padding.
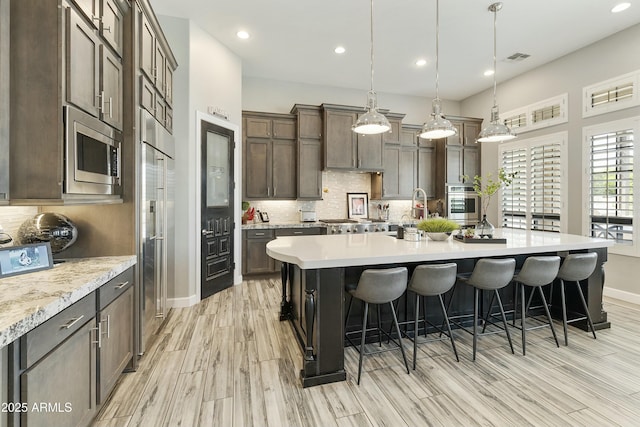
[425,232,452,241]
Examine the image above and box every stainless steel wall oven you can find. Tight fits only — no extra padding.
[446,185,480,226]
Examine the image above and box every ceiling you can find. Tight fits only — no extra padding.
[150,0,640,101]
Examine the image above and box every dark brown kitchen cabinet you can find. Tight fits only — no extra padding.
[72,0,123,56]
[243,228,325,275]
[291,104,323,200]
[18,293,98,427]
[371,144,417,199]
[97,268,134,404]
[243,112,297,200]
[138,4,177,131]
[242,229,276,274]
[323,104,402,172]
[9,0,127,203]
[434,116,483,197]
[417,145,436,199]
[67,4,123,130]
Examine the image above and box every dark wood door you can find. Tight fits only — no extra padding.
[201,120,235,299]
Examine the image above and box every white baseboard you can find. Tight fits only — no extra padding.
[603,286,640,305]
[168,294,199,308]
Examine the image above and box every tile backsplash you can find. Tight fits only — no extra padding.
[246,170,421,223]
[0,206,38,245]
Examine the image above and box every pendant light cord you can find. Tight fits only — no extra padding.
[369,0,374,92]
[435,0,440,100]
[491,5,498,108]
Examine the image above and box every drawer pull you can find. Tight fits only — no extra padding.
[293,231,303,234]
[255,232,265,236]
[61,315,85,330]
[114,281,129,290]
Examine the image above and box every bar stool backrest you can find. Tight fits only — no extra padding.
[557,252,598,282]
[516,256,561,287]
[353,267,408,304]
[409,263,457,296]
[467,258,516,290]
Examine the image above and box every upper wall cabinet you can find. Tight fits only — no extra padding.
[138,1,177,133]
[291,104,323,200]
[243,112,297,200]
[322,104,403,172]
[434,116,483,196]
[9,0,127,203]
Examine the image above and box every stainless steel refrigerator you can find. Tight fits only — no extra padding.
[138,109,174,355]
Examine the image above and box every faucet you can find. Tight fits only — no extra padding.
[411,188,428,220]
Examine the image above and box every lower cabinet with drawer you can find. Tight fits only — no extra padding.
[8,266,135,427]
[18,293,98,427]
[97,268,134,404]
[242,227,325,275]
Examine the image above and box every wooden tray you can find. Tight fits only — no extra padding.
[453,235,507,244]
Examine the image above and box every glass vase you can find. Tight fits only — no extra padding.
[475,214,495,238]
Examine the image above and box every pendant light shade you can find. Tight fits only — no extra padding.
[352,0,391,135]
[420,0,457,140]
[477,2,516,143]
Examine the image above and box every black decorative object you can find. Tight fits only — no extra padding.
[17,212,78,253]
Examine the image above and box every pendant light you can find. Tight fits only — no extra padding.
[477,2,516,143]
[419,0,457,140]
[352,0,391,135]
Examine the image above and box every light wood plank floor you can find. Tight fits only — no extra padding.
[94,277,640,427]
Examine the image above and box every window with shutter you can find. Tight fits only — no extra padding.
[499,132,567,233]
[583,70,640,118]
[583,117,639,256]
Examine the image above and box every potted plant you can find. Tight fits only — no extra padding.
[463,168,517,238]
[417,218,460,241]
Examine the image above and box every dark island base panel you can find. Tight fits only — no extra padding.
[278,247,610,388]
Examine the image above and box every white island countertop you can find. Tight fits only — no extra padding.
[266,229,613,270]
[0,255,136,348]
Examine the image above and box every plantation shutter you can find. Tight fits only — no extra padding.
[588,129,634,245]
[530,143,562,232]
[500,147,527,230]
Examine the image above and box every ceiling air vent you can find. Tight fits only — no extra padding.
[505,52,530,62]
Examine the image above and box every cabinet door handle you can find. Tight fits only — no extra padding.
[109,97,113,118]
[91,322,102,348]
[61,315,85,330]
[267,187,270,196]
[273,186,277,197]
[103,25,112,34]
[102,315,111,338]
[114,281,129,290]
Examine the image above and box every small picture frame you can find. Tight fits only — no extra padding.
[0,242,54,279]
[347,193,369,219]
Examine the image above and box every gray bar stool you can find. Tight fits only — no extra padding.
[456,258,516,361]
[556,252,598,345]
[513,256,560,355]
[344,267,410,385]
[407,263,459,369]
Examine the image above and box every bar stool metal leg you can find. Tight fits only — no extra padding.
[438,294,459,362]
[390,301,410,374]
[357,302,369,385]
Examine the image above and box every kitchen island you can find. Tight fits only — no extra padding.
[266,229,613,387]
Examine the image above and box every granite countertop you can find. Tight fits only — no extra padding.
[242,221,325,230]
[0,255,136,348]
[266,228,614,269]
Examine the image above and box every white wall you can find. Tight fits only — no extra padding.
[242,76,460,125]
[158,16,242,306]
[460,23,640,298]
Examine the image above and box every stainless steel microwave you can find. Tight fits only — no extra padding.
[64,106,121,195]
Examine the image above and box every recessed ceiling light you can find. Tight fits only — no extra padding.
[611,2,631,13]
[415,59,427,67]
[236,30,250,40]
[334,46,346,54]
[484,69,495,77]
